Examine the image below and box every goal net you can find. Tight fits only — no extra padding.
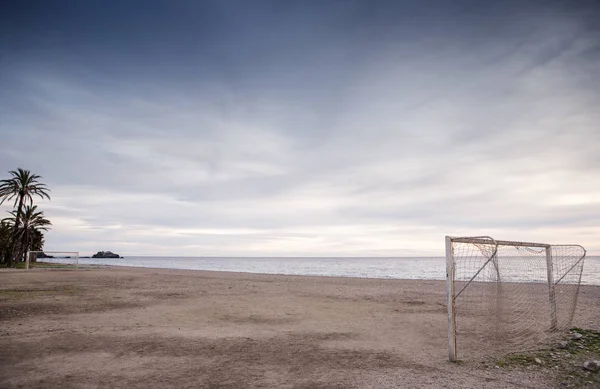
[446,236,586,361]
[26,251,80,269]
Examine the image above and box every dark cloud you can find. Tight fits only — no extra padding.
[1,0,599,255]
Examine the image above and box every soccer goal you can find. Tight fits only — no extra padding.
[445,236,586,361]
[26,251,80,270]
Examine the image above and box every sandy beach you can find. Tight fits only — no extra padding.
[1,267,599,388]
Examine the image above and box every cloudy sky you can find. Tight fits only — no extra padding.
[1,0,599,256]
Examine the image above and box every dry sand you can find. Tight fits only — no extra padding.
[1,267,599,388]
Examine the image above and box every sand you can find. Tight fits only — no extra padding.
[1,267,599,388]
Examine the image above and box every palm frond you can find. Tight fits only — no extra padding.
[0,168,51,206]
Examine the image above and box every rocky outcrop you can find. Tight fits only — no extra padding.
[92,251,122,258]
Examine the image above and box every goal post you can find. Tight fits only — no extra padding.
[545,246,558,332]
[26,251,80,270]
[445,236,457,362]
[446,236,586,361]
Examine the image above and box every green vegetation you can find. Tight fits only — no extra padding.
[14,261,73,269]
[0,168,51,267]
[493,328,600,388]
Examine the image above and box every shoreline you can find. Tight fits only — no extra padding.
[10,263,449,286]
[26,254,600,286]
[20,264,600,298]
[18,261,600,286]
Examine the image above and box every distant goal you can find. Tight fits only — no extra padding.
[26,251,80,270]
[445,236,586,361]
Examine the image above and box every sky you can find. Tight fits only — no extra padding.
[1,0,599,256]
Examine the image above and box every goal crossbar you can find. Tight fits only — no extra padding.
[449,236,551,248]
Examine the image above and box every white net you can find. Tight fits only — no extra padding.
[447,236,586,361]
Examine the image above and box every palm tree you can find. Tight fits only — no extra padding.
[3,205,52,263]
[0,221,12,265]
[0,169,51,266]
[30,229,46,253]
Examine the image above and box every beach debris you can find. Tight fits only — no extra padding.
[582,360,600,372]
[534,358,543,365]
[571,332,584,341]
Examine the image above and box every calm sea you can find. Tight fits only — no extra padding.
[48,255,600,286]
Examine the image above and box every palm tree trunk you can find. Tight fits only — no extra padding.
[23,232,30,265]
[8,192,25,267]
[15,246,23,267]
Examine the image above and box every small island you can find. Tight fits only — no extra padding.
[92,251,123,258]
[35,252,54,259]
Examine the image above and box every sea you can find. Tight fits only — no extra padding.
[47,255,600,286]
